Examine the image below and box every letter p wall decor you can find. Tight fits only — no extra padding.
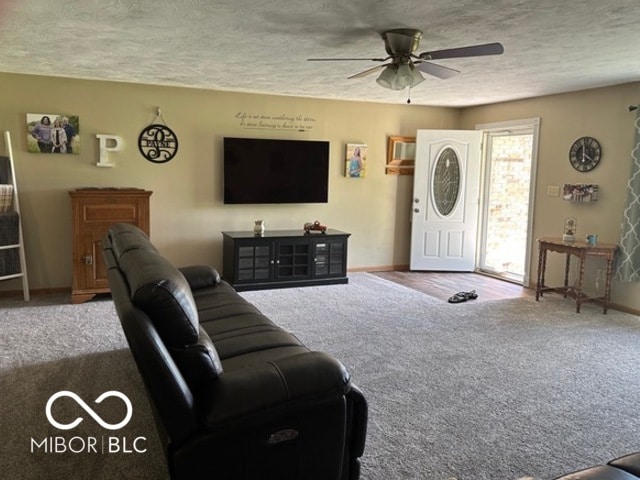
[96,134,123,167]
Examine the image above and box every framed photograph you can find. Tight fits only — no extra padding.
[345,143,367,178]
[563,183,599,202]
[26,113,80,154]
[386,135,415,175]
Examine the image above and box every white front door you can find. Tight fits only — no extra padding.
[410,129,482,271]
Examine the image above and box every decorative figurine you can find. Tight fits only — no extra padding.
[563,217,576,242]
[254,220,265,236]
[303,220,327,234]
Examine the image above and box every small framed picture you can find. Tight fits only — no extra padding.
[26,113,80,154]
[345,143,367,178]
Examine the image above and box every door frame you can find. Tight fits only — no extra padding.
[475,118,540,286]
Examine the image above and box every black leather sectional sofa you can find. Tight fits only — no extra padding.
[102,223,367,480]
[553,453,640,479]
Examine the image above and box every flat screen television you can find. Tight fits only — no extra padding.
[223,137,330,204]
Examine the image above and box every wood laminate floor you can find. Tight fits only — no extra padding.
[371,271,533,303]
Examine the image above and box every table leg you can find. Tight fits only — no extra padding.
[576,255,586,313]
[536,247,546,301]
[563,254,571,298]
[604,256,614,314]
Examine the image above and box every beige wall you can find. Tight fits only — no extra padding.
[3,72,640,311]
[0,72,460,291]
[461,82,640,311]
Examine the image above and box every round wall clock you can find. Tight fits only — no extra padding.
[569,136,601,172]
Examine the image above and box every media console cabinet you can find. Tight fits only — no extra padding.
[222,229,350,291]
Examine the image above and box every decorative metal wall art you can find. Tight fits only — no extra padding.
[138,107,178,163]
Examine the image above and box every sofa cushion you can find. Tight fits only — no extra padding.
[171,326,224,390]
[553,465,640,479]
[109,223,159,258]
[178,265,221,290]
[610,453,640,477]
[119,247,200,348]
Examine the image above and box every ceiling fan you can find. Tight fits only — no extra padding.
[308,29,504,91]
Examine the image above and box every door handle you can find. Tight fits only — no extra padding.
[82,255,93,265]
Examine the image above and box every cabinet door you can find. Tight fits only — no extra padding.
[275,239,311,280]
[70,190,151,303]
[313,237,347,278]
[236,243,273,283]
[73,226,110,292]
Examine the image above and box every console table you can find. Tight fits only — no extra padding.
[222,229,350,291]
[535,237,618,313]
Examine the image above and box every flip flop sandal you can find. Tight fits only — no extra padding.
[448,293,468,303]
[447,290,478,303]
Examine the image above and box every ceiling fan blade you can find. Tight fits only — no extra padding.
[348,64,388,79]
[415,61,460,79]
[307,57,389,62]
[419,42,504,60]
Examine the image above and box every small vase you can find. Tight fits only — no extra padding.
[254,220,265,236]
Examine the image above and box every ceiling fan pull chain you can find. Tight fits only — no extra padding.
[407,85,412,104]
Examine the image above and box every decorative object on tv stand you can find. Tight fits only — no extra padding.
[563,217,577,242]
[303,220,327,234]
[563,183,599,202]
[254,220,265,236]
[138,107,178,163]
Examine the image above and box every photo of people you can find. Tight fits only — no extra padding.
[563,183,599,202]
[26,113,80,154]
[345,143,367,178]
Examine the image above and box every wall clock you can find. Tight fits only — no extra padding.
[569,136,601,172]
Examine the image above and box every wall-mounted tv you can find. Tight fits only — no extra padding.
[223,137,330,204]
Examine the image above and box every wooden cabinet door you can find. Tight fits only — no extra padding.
[70,189,151,303]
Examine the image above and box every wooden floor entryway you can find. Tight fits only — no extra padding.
[371,271,533,303]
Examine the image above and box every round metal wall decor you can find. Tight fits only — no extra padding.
[432,147,461,217]
[138,124,178,163]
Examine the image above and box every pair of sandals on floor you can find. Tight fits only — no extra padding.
[447,290,478,304]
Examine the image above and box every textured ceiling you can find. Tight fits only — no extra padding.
[1,0,640,107]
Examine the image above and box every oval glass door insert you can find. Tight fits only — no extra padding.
[432,147,461,216]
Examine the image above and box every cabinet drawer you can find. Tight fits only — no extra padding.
[82,203,140,223]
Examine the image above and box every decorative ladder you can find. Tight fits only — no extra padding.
[0,131,29,300]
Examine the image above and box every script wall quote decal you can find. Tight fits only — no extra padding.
[235,112,317,132]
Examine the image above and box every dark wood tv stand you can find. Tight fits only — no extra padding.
[222,229,350,291]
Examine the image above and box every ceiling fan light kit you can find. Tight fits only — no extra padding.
[308,28,504,94]
[376,63,424,90]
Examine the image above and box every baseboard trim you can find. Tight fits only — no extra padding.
[348,264,409,273]
[0,287,68,299]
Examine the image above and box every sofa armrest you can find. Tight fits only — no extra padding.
[178,265,221,290]
[202,351,351,428]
